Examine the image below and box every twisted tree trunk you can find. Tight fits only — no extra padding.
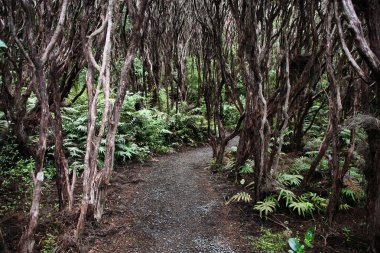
[339,0,380,251]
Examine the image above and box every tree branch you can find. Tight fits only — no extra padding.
[340,0,380,77]
[41,0,69,64]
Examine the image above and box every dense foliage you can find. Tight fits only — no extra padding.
[1,0,380,252]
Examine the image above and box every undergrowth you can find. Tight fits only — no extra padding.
[248,227,288,253]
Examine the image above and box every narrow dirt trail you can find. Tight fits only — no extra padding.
[86,142,247,253]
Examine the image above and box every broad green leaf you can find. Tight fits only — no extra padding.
[288,238,301,251]
[305,227,315,243]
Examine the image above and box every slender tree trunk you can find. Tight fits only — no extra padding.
[326,2,343,223]
[301,126,333,189]
[51,66,75,212]
[18,66,50,253]
[91,0,148,222]
[196,53,203,107]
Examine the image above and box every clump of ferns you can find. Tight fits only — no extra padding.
[226,192,278,219]
[226,169,331,219]
[222,156,236,172]
[276,188,326,217]
[342,176,365,202]
[338,175,365,211]
[277,172,304,187]
[254,194,279,218]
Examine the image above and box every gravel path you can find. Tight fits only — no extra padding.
[86,142,246,253]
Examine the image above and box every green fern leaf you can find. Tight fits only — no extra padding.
[254,197,277,218]
[226,192,252,205]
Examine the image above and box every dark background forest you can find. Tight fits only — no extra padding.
[0,0,380,252]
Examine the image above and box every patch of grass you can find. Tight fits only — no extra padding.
[248,227,288,253]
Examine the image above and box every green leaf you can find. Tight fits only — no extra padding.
[304,240,313,248]
[304,227,315,242]
[278,188,296,207]
[0,40,7,48]
[288,238,301,251]
[226,192,252,204]
[254,197,277,218]
[289,200,314,217]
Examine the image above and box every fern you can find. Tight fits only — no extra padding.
[289,198,314,217]
[291,156,311,172]
[302,192,327,212]
[226,192,252,204]
[277,188,296,207]
[339,203,352,211]
[343,177,364,202]
[66,146,84,158]
[254,195,278,218]
[278,173,303,186]
[341,187,356,202]
[239,160,254,174]
[223,157,235,171]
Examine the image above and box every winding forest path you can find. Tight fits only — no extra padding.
[85,142,248,253]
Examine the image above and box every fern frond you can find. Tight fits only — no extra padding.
[343,177,364,202]
[277,188,295,207]
[339,203,352,211]
[239,160,254,174]
[222,157,235,171]
[226,192,252,205]
[289,199,314,217]
[278,173,303,186]
[254,196,278,218]
[302,192,327,212]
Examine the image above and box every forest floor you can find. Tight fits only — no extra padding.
[79,141,370,253]
[82,139,250,253]
[0,140,370,252]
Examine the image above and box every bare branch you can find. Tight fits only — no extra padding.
[335,0,369,83]
[340,0,380,76]
[41,0,69,64]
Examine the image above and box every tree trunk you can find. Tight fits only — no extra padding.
[326,4,343,223]
[51,71,75,212]
[366,129,380,252]
[18,66,49,253]
[300,127,333,189]
[91,0,148,222]
[339,0,380,250]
